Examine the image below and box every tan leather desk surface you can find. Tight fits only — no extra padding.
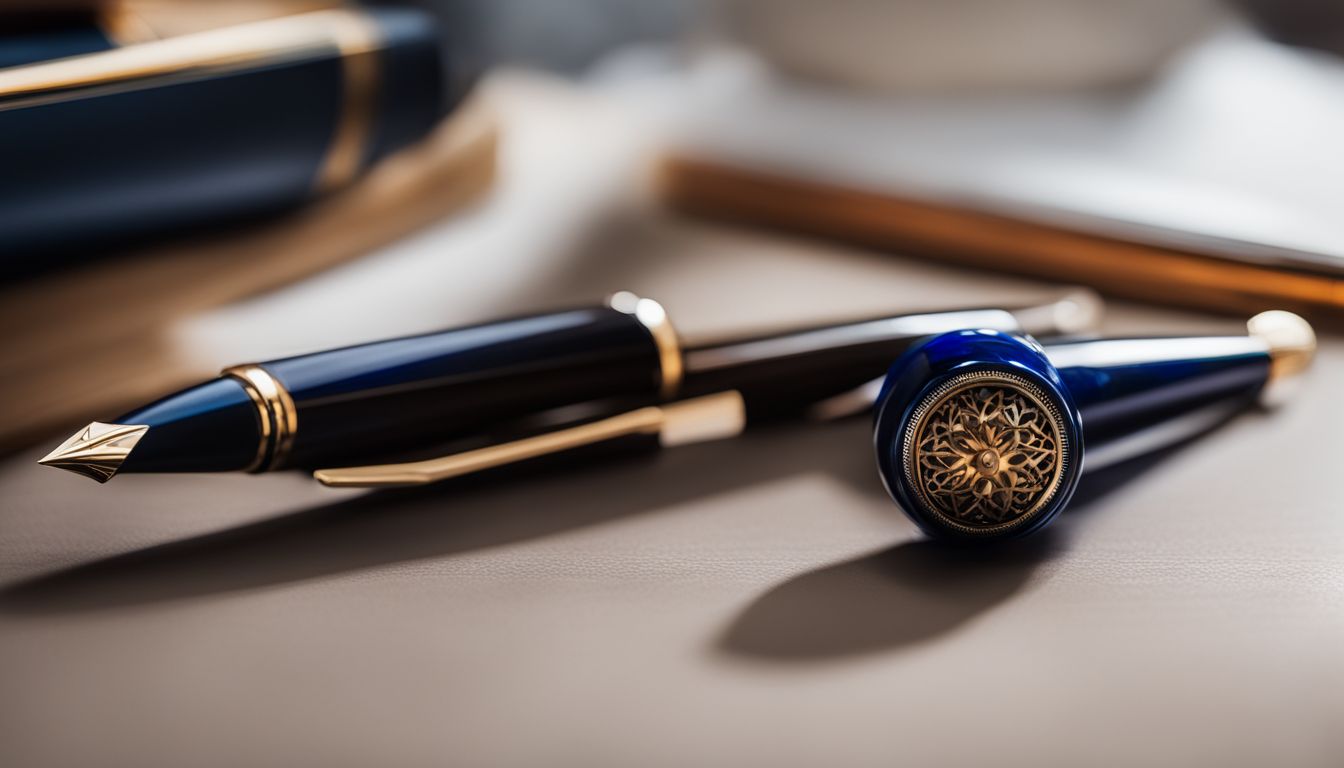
[2,74,1342,768]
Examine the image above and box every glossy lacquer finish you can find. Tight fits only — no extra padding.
[0,8,445,267]
[874,330,1270,541]
[875,330,1084,541]
[117,378,262,473]
[265,306,662,468]
[1044,335,1269,468]
[681,307,1024,421]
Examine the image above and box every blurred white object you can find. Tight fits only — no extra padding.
[594,24,1344,276]
[721,0,1227,91]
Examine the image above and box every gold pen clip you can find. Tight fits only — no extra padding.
[313,391,747,489]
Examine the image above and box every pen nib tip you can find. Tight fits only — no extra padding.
[38,422,149,483]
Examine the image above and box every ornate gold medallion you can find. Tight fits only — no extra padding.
[903,371,1069,536]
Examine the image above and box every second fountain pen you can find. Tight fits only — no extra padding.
[39,291,1099,482]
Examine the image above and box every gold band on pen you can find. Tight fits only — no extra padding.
[314,12,382,192]
[224,364,299,472]
[608,292,684,398]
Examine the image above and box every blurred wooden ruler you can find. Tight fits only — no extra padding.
[660,155,1344,317]
[651,28,1344,321]
[0,98,497,454]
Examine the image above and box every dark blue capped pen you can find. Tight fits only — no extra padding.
[872,311,1316,543]
[38,291,1099,483]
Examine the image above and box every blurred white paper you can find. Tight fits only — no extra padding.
[597,26,1344,273]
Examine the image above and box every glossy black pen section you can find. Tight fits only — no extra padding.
[679,290,1100,421]
[94,378,265,475]
[39,290,1099,483]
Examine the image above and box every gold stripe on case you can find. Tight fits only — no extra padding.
[314,11,382,192]
[0,7,385,186]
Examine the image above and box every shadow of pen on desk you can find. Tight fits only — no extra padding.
[0,407,1224,624]
[0,419,886,616]
[715,448,1175,662]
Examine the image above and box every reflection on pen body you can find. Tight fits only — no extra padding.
[38,290,1101,484]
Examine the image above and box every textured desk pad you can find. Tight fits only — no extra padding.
[1,74,1341,768]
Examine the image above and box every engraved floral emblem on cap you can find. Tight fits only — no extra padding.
[903,371,1069,535]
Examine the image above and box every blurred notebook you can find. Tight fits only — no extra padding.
[654,29,1344,315]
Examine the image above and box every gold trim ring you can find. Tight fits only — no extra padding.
[608,292,684,398]
[224,364,299,472]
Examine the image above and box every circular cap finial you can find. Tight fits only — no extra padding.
[902,370,1071,537]
[1247,310,1316,407]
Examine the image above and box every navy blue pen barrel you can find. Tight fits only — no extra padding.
[117,378,267,473]
[1045,336,1270,457]
[263,306,663,468]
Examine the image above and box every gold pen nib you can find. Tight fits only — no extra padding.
[38,422,149,483]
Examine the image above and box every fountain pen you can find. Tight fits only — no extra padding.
[39,291,1099,483]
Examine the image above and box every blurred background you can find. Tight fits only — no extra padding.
[3,2,1344,766]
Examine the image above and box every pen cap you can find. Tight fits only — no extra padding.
[873,330,1084,543]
